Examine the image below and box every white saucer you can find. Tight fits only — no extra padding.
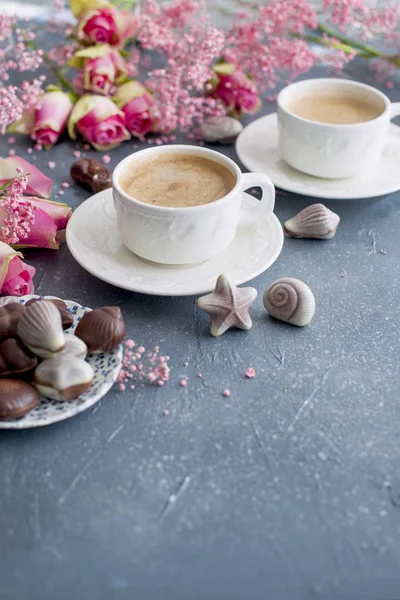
[236,113,400,200]
[66,190,284,296]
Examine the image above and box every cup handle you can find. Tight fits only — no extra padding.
[241,172,275,214]
[390,103,400,119]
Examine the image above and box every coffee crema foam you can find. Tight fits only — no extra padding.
[287,92,383,125]
[119,154,236,208]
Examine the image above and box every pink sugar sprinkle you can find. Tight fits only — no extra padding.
[163,409,169,416]
[245,367,256,379]
[73,150,81,158]
[184,361,189,367]
[180,379,187,387]
[125,339,135,348]
[223,389,230,397]
[27,148,33,154]
[8,137,15,144]
[34,144,42,151]
[386,81,394,89]
[8,149,15,157]
[102,155,111,164]
[83,144,90,150]
[137,346,145,353]
[198,373,203,378]
[130,384,135,389]
[58,190,64,195]
[48,161,56,169]
[61,182,70,188]
[118,383,126,391]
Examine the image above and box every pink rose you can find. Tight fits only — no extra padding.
[211,63,261,118]
[9,91,73,149]
[0,157,52,198]
[113,81,157,138]
[77,6,136,48]
[70,45,127,96]
[68,94,131,151]
[0,241,35,297]
[12,198,72,250]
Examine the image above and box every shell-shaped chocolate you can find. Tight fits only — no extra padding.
[34,355,93,401]
[284,203,340,240]
[0,338,38,378]
[26,298,73,330]
[17,300,65,358]
[57,335,87,360]
[0,296,20,308]
[0,379,40,420]
[0,302,25,339]
[200,116,243,144]
[75,307,125,353]
[263,278,315,327]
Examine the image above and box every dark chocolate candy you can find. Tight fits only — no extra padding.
[25,298,73,330]
[0,379,40,420]
[0,337,38,378]
[0,302,25,339]
[70,158,112,194]
[75,306,125,353]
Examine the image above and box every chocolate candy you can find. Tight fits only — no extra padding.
[0,302,25,339]
[17,300,65,358]
[70,158,112,194]
[0,379,40,420]
[75,306,125,353]
[0,337,38,378]
[25,298,73,330]
[34,355,93,401]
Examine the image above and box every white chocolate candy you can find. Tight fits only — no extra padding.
[17,300,65,358]
[284,203,340,240]
[34,355,93,401]
[263,278,315,327]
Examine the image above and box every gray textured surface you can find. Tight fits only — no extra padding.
[1,62,400,599]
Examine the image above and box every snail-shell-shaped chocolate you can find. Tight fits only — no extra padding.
[34,355,93,401]
[17,300,65,358]
[284,203,340,240]
[263,278,315,327]
[75,307,125,353]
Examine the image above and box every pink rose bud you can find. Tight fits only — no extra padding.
[210,63,261,118]
[13,198,72,250]
[113,81,158,138]
[9,91,73,149]
[68,94,131,151]
[70,45,127,96]
[0,241,35,297]
[75,2,136,48]
[0,157,52,198]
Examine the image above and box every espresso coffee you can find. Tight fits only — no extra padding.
[288,92,383,125]
[119,154,236,208]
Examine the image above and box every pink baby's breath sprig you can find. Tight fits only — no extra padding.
[0,172,36,245]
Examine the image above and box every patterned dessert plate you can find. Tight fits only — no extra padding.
[0,295,123,429]
[66,189,284,296]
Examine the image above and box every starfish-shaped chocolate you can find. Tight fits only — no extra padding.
[197,274,257,337]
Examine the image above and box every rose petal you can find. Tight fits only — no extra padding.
[0,157,52,198]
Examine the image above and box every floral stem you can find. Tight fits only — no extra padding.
[291,31,373,58]
[25,39,74,92]
[318,24,383,57]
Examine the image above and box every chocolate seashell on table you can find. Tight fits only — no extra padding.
[70,157,112,194]
[200,116,243,144]
[284,203,340,240]
[17,300,65,358]
[0,379,40,420]
[263,277,315,327]
[0,337,38,378]
[75,306,125,353]
[0,302,25,339]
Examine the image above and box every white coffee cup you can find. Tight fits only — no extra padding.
[112,145,275,265]
[277,78,400,179]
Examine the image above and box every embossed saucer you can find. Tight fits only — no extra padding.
[66,189,284,296]
[236,113,400,200]
[0,296,123,429]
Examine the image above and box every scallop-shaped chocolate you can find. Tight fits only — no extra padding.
[0,302,25,339]
[0,338,38,378]
[0,379,40,420]
[34,355,93,401]
[56,335,87,360]
[75,307,125,353]
[17,300,65,358]
[0,296,21,308]
[25,298,73,330]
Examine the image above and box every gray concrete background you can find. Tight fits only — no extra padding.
[1,9,400,600]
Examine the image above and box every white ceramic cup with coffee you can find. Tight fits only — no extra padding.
[277,78,400,179]
[112,145,275,265]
